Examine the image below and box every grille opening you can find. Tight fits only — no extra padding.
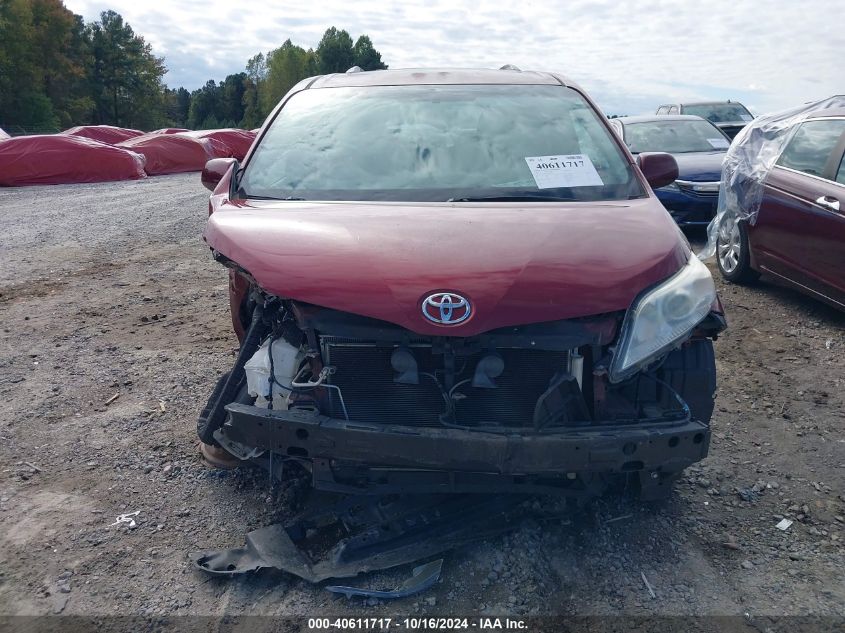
[322,342,572,429]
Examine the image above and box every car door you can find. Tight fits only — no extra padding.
[750,117,845,306]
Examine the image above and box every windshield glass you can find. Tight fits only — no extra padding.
[239,84,644,202]
[624,119,731,153]
[683,103,752,123]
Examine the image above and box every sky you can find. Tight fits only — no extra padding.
[64,0,841,116]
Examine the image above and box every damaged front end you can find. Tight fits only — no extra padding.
[199,266,725,501]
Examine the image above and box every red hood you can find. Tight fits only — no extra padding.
[204,198,689,336]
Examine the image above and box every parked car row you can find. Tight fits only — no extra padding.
[655,101,754,139]
[626,96,844,311]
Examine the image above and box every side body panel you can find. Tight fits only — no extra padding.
[750,166,845,307]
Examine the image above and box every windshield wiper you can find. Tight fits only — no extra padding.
[447,195,575,202]
[240,194,308,201]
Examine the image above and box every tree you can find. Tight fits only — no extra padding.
[262,40,316,114]
[0,14,391,133]
[88,10,167,128]
[187,80,218,129]
[352,35,387,71]
[30,0,92,127]
[0,0,58,130]
[164,87,191,127]
[220,72,247,126]
[316,27,354,74]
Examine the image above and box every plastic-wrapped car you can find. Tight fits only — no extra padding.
[196,68,727,501]
[117,133,220,175]
[61,125,144,144]
[177,129,257,161]
[0,135,146,186]
[709,97,845,310]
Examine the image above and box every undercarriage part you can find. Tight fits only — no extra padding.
[190,494,530,580]
[197,303,266,445]
[309,459,612,496]
[199,441,241,470]
[325,559,443,600]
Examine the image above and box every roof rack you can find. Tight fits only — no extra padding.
[345,66,363,74]
[499,64,521,71]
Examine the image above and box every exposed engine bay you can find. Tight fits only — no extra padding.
[198,278,725,499]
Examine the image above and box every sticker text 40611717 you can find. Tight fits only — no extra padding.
[524,154,604,189]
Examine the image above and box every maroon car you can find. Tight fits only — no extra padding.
[716,110,845,310]
[196,68,726,500]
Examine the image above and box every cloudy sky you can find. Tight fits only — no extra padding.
[65,0,840,116]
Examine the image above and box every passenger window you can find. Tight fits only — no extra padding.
[668,106,679,114]
[777,119,845,179]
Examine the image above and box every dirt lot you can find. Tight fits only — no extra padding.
[0,174,843,620]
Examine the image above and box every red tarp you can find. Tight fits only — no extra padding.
[62,125,144,144]
[178,129,257,160]
[117,133,218,175]
[0,135,146,186]
[0,128,9,141]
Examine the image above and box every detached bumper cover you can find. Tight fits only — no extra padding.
[222,403,710,476]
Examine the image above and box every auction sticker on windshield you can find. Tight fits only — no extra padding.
[525,154,603,189]
[707,138,730,149]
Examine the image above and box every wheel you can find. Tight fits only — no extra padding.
[716,217,760,284]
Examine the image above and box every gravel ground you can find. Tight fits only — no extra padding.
[0,174,843,619]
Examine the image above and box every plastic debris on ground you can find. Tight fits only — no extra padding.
[776,518,794,531]
[700,95,845,259]
[325,559,444,600]
[190,494,537,587]
[0,135,146,186]
[110,510,141,528]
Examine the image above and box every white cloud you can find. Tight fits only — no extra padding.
[64,0,841,114]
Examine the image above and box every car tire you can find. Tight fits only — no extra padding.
[716,217,760,284]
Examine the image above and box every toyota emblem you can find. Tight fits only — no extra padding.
[421,292,471,325]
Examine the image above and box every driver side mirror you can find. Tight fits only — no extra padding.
[636,152,679,190]
[201,157,237,192]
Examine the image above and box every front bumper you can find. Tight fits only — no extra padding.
[220,403,710,494]
[656,189,718,226]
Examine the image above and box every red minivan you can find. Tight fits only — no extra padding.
[196,68,726,501]
[716,111,845,310]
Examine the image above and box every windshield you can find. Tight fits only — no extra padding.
[239,84,644,202]
[682,103,753,123]
[624,119,731,153]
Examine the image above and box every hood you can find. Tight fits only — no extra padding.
[671,151,725,182]
[204,198,689,336]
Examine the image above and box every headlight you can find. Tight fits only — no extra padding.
[609,253,716,383]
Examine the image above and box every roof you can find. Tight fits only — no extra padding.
[805,107,845,119]
[681,101,747,107]
[616,114,709,124]
[307,67,572,89]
